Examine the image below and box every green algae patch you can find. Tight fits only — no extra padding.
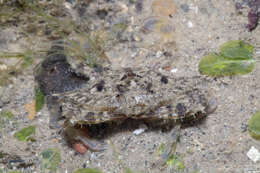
[157,143,166,156]
[157,142,184,171]
[40,148,61,172]
[14,126,35,141]
[0,152,5,159]
[125,168,143,173]
[249,110,260,140]
[125,168,135,173]
[74,168,104,173]
[0,110,13,119]
[0,110,14,129]
[166,154,185,172]
[22,53,34,68]
[199,40,255,77]
[220,40,254,60]
[35,87,45,112]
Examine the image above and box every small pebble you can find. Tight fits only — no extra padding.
[133,128,145,135]
[90,153,97,160]
[119,3,128,13]
[241,123,248,132]
[187,21,193,28]
[0,64,7,71]
[132,34,141,42]
[64,2,72,9]
[180,4,189,12]
[255,50,260,55]
[133,124,148,135]
[136,0,143,13]
[156,51,163,58]
[170,68,178,73]
[247,146,260,163]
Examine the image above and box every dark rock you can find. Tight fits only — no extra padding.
[246,0,260,31]
[96,9,108,20]
[180,4,189,13]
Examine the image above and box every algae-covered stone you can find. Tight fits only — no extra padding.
[40,148,61,172]
[249,110,260,140]
[14,126,35,141]
[199,40,255,77]
[0,110,13,129]
[0,110,13,119]
[35,87,45,112]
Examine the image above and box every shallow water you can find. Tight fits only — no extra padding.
[1,0,260,172]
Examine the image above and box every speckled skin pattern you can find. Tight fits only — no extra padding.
[35,45,216,126]
[56,67,216,125]
[35,43,217,151]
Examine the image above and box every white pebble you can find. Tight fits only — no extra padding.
[247,146,260,163]
[90,153,97,160]
[133,129,145,135]
[190,5,198,14]
[255,50,260,55]
[133,124,148,135]
[187,21,193,28]
[119,3,128,13]
[64,2,72,9]
[131,52,137,58]
[0,64,7,71]
[156,51,163,58]
[171,68,178,73]
[134,94,146,103]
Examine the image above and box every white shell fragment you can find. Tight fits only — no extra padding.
[170,68,178,73]
[247,146,260,163]
[133,124,148,135]
[187,21,193,28]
